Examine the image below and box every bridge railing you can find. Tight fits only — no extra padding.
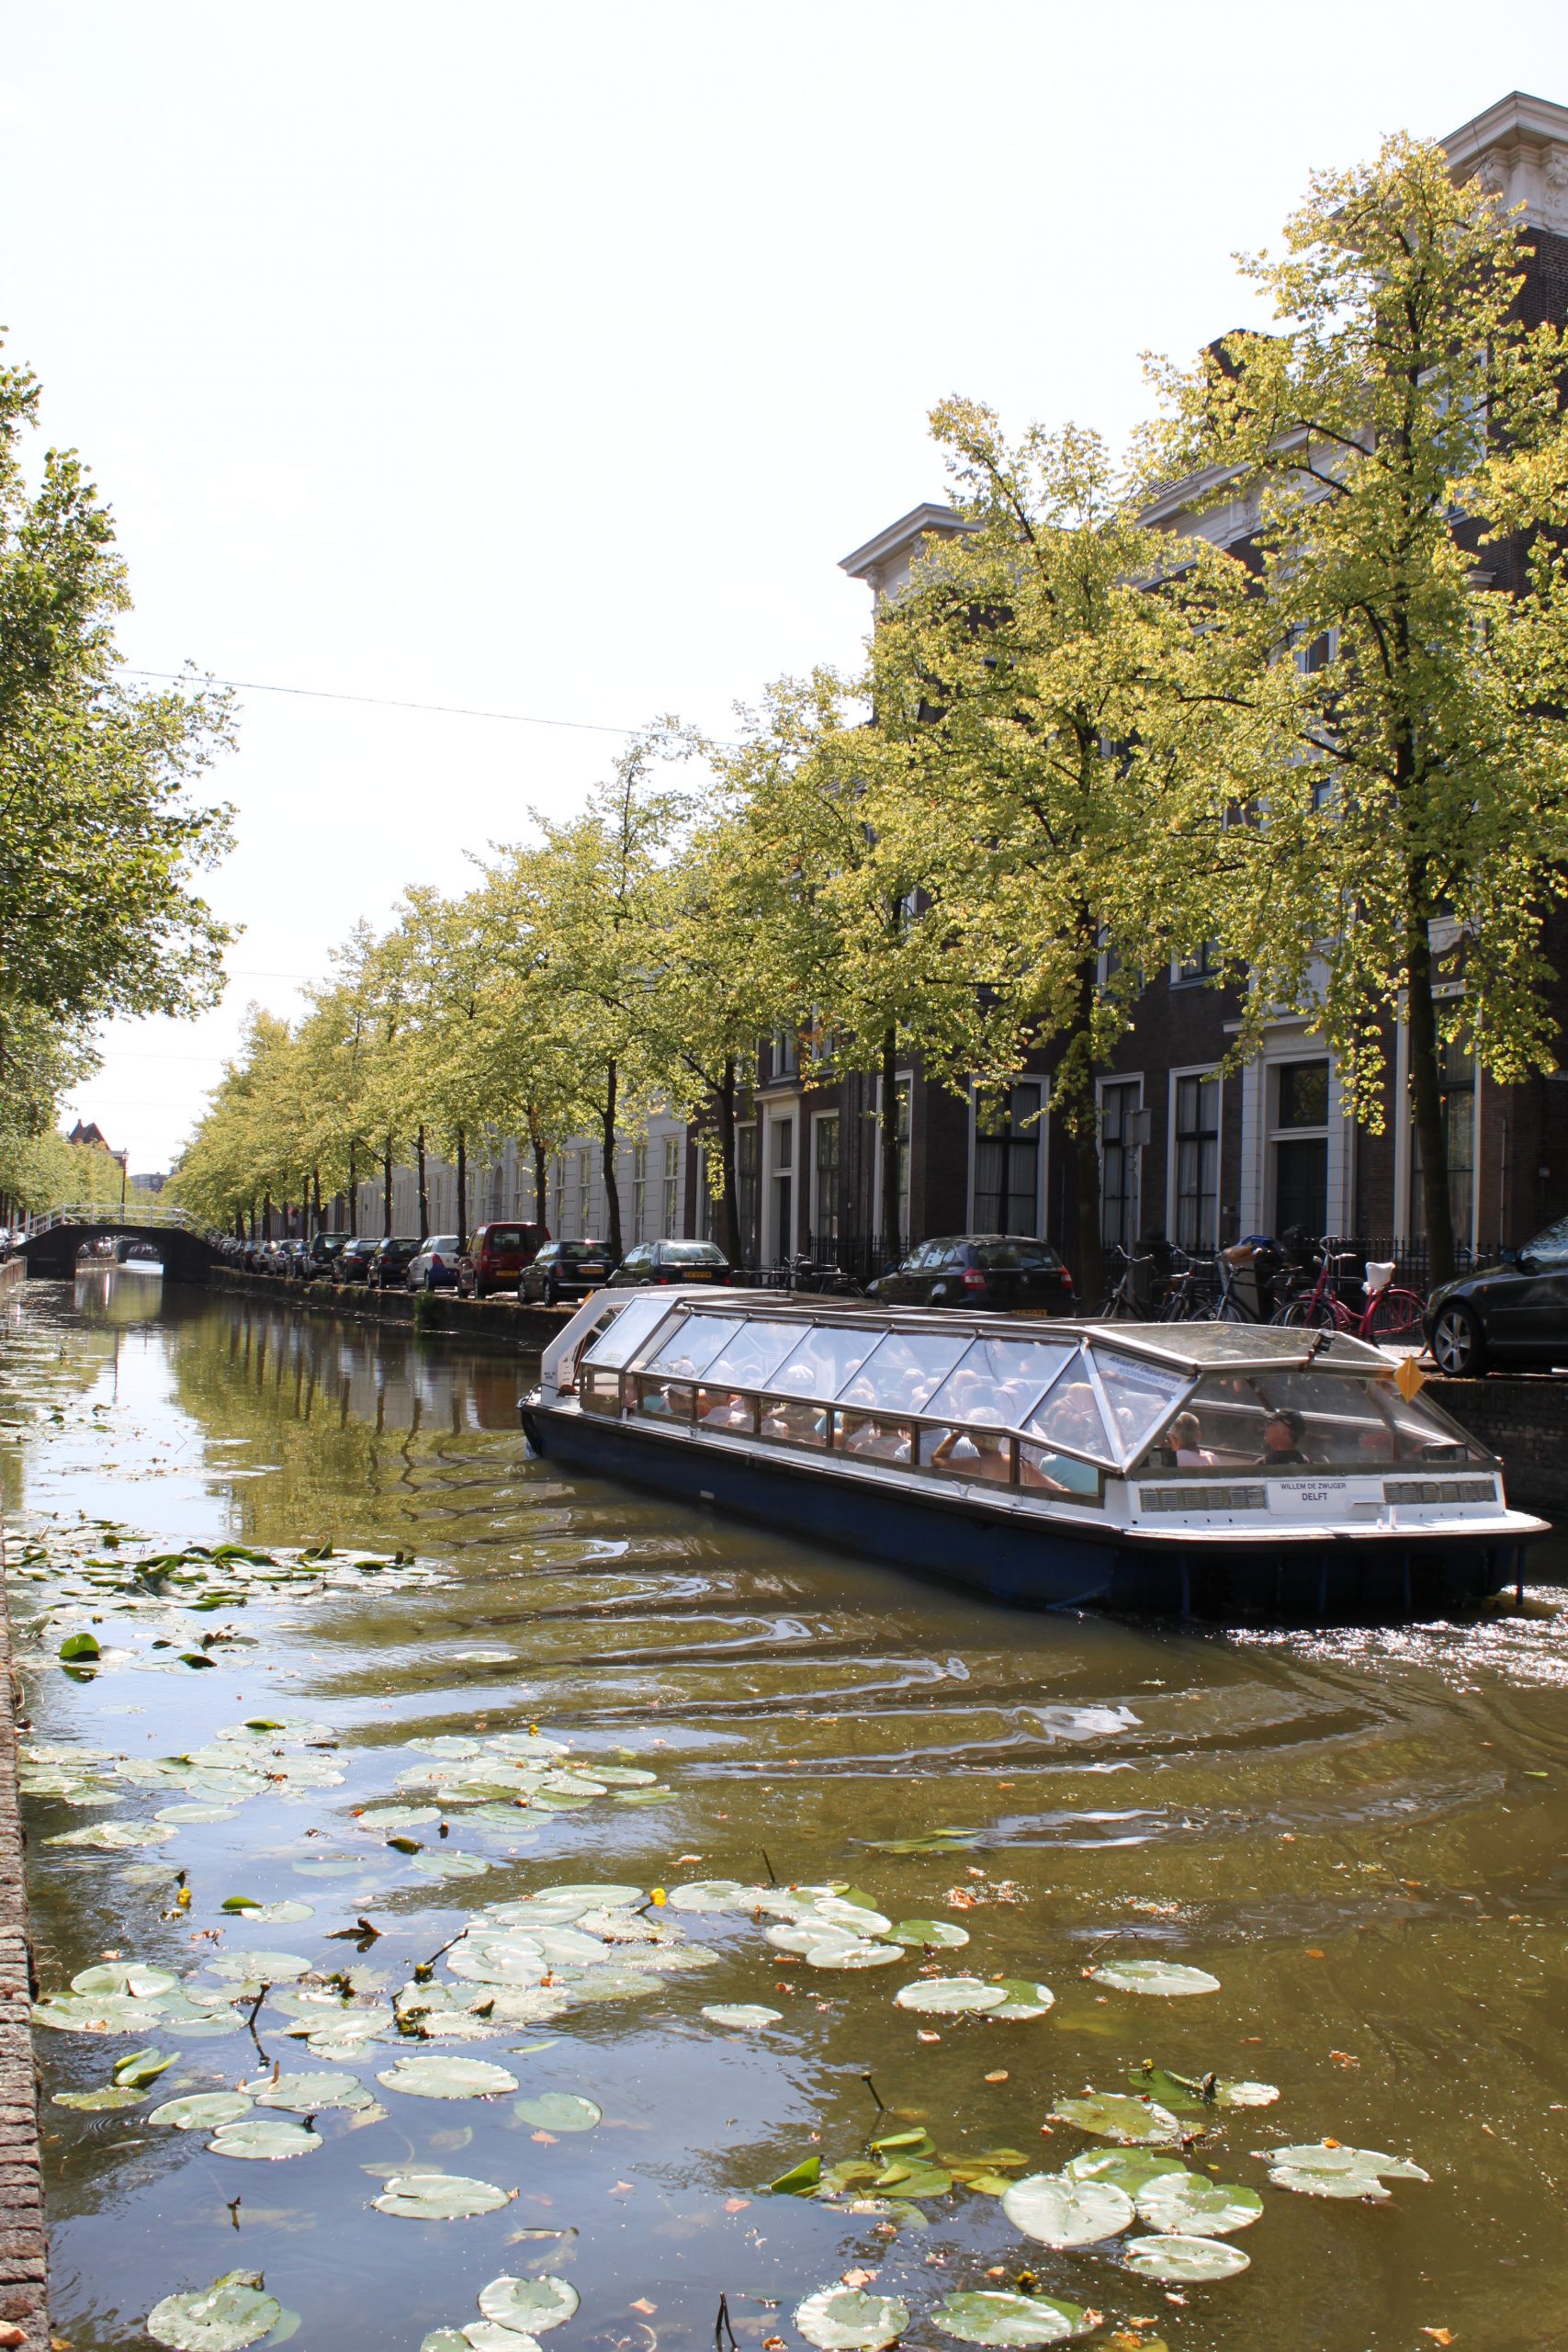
[21,1203,225,1248]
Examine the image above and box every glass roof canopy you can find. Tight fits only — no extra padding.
[576,1297,1475,1478]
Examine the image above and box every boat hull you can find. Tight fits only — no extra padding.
[522,1404,1526,1622]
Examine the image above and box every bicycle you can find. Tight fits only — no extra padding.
[1272,1240,1425,1343]
[1097,1246,1161,1319]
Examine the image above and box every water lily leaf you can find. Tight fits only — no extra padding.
[54,2083,147,2109]
[513,2091,601,2132]
[887,1918,970,1949]
[1135,2174,1263,2235]
[476,2274,580,2333]
[988,1980,1055,2020]
[768,2154,821,2195]
[931,2290,1090,2346]
[1064,2150,1190,2195]
[794,2288,911,2349]
[1122,2233,1250,2282]
[807,1939,904,1970]
[115,2046,175,2087]
[664,1879,767,1913]
[146,2272,282,2351]
[587,1766,658,1785]
[156,1803,241,1824]
[253,2070,372,2112]
[208,1951,313,1983]
[59,1632,101,1662]
[701,2004,783,2029]
[420,2335,471,2352]
[1089,1959,1221,1997]
[377,2054,519,2100]
[871,2127,934,2154]
[220,1897,261,1913]
[766,1922,840,1956]
[46,1818,175,1849]
[237,1901,313,1926]
[874,2161,952,2197]
[863,1827,980,1855]
[156,2097,254,2137]
[71,1962,178,1999]
[1259,2143,1431,2199]
[894,1976,1008,2015]
[410,1851,491,1881]
[1050,2094,1184,2145]
[209,2119,322,2160]
[358,1804,441,1830]
[462,2327,545,2352]
[32,1991,167,2033]
[1000,2172,1135,2245]
[407,1736,482,1758]
[372,2169,513,2219]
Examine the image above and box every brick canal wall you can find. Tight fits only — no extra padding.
[1429,1374,1568,1517]
[0,1553,47,2352]
[210,1266,572,1347]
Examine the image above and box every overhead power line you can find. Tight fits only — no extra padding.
[123,670,642,739]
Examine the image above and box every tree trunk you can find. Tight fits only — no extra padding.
[601,1059,624,1261]
[715,1056,744,1266]
[311,1169,322,1238]
[529,1115,549,1229]
[879,1024,902,1267]
[233,1209,244,1242]
[381,1137,394,1238]
[347,1140,357,1234]
[456,1128,468,1251]
[1407,899,1457,1287]
[263,1189,274,1242]
[1063,956,1104,1310]
[416,1125,429,1241]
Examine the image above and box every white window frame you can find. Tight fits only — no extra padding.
[1096,1073,1145,1251]
[1166,1066,1223,1251]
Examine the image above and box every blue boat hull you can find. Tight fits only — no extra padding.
[521,1406,1523,1622]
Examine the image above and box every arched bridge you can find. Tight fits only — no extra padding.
[16,1204,225,1283]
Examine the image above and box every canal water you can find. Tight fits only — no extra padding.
[5,1271,1568,2352]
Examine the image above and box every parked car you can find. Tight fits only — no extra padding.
[369,1236,423,1289]
[304,1232,352,1281]
[456,1222,550,1299]
[337,1237,380,1284]
[406,1235,461,1292]
[519,1238,620,1306]
[610,1238,732,1288]
[276,1239,310,1281]
[1427,1215,1568,1374]
[868,1234,1075,1314]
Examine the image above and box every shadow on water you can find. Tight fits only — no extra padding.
[6,1272,1568,2352]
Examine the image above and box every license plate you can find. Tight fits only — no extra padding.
[578,1265,604,1279]
[684,1270,712,1280]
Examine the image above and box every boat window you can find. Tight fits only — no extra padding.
[1091,1350,1192,1464]
[1019,1443,1104,1503]
[697,1388,757,1434]
[1023,1365,1116,1464]
[924,1336,1076,1428]
[836,1330,970,1411]
[700,1318,801,1390]
[1132,1370,1487,1474]
[581,1369,622,1419]
[582,1294,682,1369]
[758,1396,830,1448]
[632,1375,695,1423]
[642,1314,746,1378]
[919,1425,1013,1484]
[835,1411,915,1464]
[769,1324,878,1400]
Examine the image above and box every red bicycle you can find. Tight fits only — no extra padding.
[1272,1242,1426,1343]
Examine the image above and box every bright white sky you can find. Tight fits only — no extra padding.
[6,1,1562,1168]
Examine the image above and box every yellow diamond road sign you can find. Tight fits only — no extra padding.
[1394,1353,1428,1403]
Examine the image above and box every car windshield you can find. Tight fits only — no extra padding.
[659,1242,726,1264]
[558,1243,609,1261]
[486,1228,527,1250]
[1521,1215,1568,1265]
[975,1241,1061,1269]
[425,1237,458,1251]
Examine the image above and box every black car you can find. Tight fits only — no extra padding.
[610,1239,732,1288]
[304,1232,352,1282]
[369,1236,423,1289]
[1427,1214,1568,1374]
[520,1238,621,1306]
[869,1234,1075,1314]
[337,1237,380,1285]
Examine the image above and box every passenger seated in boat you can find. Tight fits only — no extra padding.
[1258,1408,1307,1466]
[1171,1410,1215,1467]
[761,1397,829,1444]
[1019,1382,1104,1496]
[839,1413,912,1463]
[925,1426,1010,1481]
[699,1389,751,1430]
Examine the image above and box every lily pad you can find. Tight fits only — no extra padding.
[33,1992,168,2034]
[1001,2172,1135,2246]
[463,2328,545,2352]
[1136,2173,1263,2235]
[54,2083,148,2110]
[71,1962,178,1999]
[988,1979,1055,2020]
[208,1951,313,1983]
[888,1918,970,1949]
[894,1976,1008,2015]
[513,2091,601,2132]
[1064,2150,1190,2195]
[146,2271,282,2351]
[410,1851,491,1881]
[209,2118,321,2160]
[151,2092,255,2130]
[1050,2093,1184,2145]
[253,2070,373,2112]
[357,1804,441,1830]
[234,1901,313,1926]
[702,2004,783,2029]
[1123,2233,1251,2282]
[46,1818,175,1849]
[932,2290,1090,2346]
[476,2274,580,2333]
[1089,1959,1221,1997]
[1259,2143,1431,2200]
[372,2169,513,2219]
[807,1939,904,1971]
[377,2054,519,2100]
[664,1879,766,1913]
[795,2288,912,2350]
[421,2335,471,2352]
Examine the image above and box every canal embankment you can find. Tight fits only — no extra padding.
[0,1548,46,2352]
[209,1264,572,1346]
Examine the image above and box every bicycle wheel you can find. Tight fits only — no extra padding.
[1366,1284,1425,1343]
[1272,1293,1343,1329]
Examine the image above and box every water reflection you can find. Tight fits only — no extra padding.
[6,1272,1568,2352]
[73,1261,164,1324]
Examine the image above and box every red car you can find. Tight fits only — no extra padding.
[457,1221,549,1298]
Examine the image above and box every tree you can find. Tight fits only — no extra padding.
[0,339,235,1132]
[854,402,1272,1302]
[1147,133,1568,1283]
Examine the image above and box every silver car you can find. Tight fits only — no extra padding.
[405,1235,462,1292]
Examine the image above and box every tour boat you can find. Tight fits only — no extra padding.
[518,1288,1545,1618]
